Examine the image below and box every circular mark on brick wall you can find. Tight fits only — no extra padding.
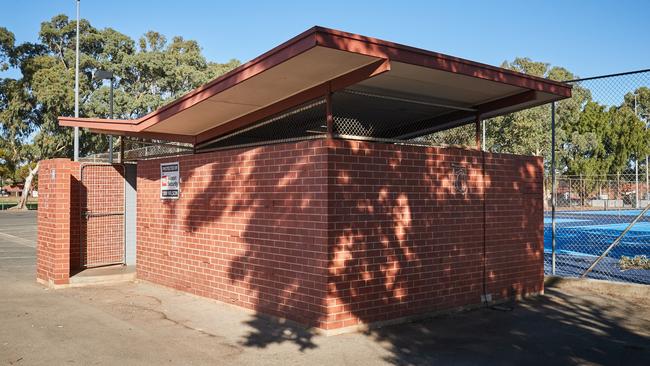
[452,164,468,194]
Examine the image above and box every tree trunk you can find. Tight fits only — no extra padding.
[11,162,39,210]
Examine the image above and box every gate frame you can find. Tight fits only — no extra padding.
[79,163,127,268]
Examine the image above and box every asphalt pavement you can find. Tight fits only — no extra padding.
[1,210,649,366]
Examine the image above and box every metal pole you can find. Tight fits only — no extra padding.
[635,94,639,208]
[325,89,333,138]
[551,102,557,275]
[108,78,114,163]
[475,115,481,150]
[73,0,80,161]
[617,172,621,213]
[634,157,639,208]
[482,119,486,151]
[119,137,124,163]
[581,173,584,207]
[645,155,650,200]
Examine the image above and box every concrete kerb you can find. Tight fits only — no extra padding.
[37,265,136,289]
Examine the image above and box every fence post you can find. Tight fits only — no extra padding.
[581,173,585,207]
[644,154,650,200]
[634,157,639,208]
[551,102,557,275]
[617,172,620,203]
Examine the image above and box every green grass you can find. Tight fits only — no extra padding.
[0,196,38,210]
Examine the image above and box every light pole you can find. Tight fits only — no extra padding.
[93,70,115,163]
[634,93,639,208]
[73,0,80,161]
[645,113,649,202]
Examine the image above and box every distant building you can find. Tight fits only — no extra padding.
[1,184,23,197]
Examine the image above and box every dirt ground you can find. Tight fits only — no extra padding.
[1,210,649,365]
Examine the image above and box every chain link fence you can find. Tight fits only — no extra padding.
[79,68,650,285]
[547,69,650,284]
[548,173,650,283]
[195,88,481,152]
[80,138,193,163]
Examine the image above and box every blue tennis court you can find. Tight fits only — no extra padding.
[543,209,650,284]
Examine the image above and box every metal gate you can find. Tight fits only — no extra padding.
[80,164,126,267]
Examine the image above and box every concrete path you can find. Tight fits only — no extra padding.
[1,210,649,365]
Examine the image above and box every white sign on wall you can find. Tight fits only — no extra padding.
[160,162,180,199]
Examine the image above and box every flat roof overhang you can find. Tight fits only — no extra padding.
[59,26,572,145]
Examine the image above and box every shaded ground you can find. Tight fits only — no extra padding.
[1,210,649,365]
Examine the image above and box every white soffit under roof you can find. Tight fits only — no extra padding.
[146,46,381,135]
[351,61,555,108]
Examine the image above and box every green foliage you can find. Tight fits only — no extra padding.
[562,101,610,175]
[430,57,650,181]
[487,58,579,162]
[0,27,16,71]
[0,147,16,181]
[0,14,241,181]
[2,16,649,189]
[423,124,475,147]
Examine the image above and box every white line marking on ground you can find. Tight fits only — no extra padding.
[0,232,36,248]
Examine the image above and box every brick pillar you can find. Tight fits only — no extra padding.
[36,159,78,286]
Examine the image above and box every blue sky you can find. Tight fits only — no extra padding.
[1,0,648,80]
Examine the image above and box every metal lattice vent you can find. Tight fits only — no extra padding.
[122,140,193,161]
[332,89,475,142]
[80,140,194,162]
[197,89,480,152]
[198,98,328,151]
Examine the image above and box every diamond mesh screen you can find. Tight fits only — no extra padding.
[80,164,125,267]
[80,139,193,162]
[197,99,327,151]
[196,90,476,151]
[332,89,462,140]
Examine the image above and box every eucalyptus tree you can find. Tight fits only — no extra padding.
[0,15,240,209]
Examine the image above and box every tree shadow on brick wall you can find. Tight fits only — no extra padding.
[327,140,489,330]
[177,141,328,351]
[175,139,538,351]
[324,140,648,365]
[142,137,637,363]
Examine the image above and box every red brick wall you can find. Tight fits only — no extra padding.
[37,160,130,282]
[136,139,543,331]
[136,140,330,327]
[36,140,542,329]
[37,159,80,285]
[323,140,543,330]
[485,152,544,298]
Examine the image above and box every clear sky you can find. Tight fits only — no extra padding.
[1,0,648,80]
